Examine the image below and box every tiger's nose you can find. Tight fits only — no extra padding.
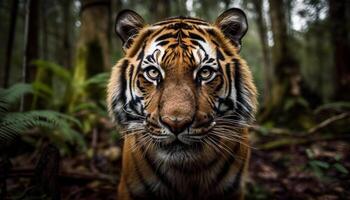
[160,115,192,135]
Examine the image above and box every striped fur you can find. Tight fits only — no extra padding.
[107,8,257,200]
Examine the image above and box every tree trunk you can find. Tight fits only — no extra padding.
[252,0,272,106]
[173,0,188,16]
[329,0,350,100]
[77,0,111,74]
[265,0,302,124]
[67,0,111,112]
[151,0,171,21]
[41,0,48,60]
[223,0,230,10]
[3,0,19,88]
[62,0,72,68]
[21,0,40,111]
[25,0,39,84]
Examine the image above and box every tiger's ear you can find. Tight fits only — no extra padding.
[215,8,248,51]
[115,9,145,49]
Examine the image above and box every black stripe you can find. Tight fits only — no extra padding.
[155,33,177,42]
[146,55,154,63]
[131,151,157,199]
[152,20,179,26]
[194,26,206,35]
[161,49,170,61]
[128,99,142,116]
[126,63,144,118]
[216,98,235,116]
[136,44,146,73]
[188,32,206,42]
[136,43,146,61]
[221,163,245,198]
[225,63,232,97]
[233,59,252,120]
[223,48,233,57]
[211,39,219,47]
[158,40,169,46]
[206,28,235,57]
[216,48,225,61]
[140,145,175,190]
[207,58,215,63]
[129,30,153,58]
[214,76,224,92]
[119,60,129,104]
[207,28,218,39]
[124,176,139,199]
[233,59,245,113]
[137,79,146,93]
[114,60,129,123]
[166,22,193,30]
[183,20,210,26]
[213,143,240,185]
[190,40,205,51]
[233,59,241,101]
[168,43,178,49]
[149,27,165,40]
[129,64,135,101]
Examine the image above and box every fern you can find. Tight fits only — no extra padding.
[84,72,109,88]
[32,60,71,81]
[0,83,86,151]
[0,83,33,117]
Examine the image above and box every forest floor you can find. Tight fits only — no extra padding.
[4,118,350,200]
[247,138,350,200]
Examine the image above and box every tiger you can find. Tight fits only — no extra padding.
[107,8,257,200]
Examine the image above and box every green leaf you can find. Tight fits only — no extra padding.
[311,164,325,178]
[283,98,295,111]
[83,72,109,88]
[32,81,54,98]
[32,60,72,81]
[296,97,309,108]
[0,110,86,150]
[0,83,33,115]
[305,148,314,159]
[334,154,342,161]
[333,163,349,174]
[310,160,330,169]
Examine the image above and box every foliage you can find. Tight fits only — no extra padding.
[32,60,109,112]
[246,184,272,200]
[31,59,111,137]
[305,148,349,179]
[0,83,86,152]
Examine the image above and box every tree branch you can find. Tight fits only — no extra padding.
[251,112,350,136]
[307,112,350,134]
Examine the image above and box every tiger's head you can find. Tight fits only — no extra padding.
[108,8,257,162]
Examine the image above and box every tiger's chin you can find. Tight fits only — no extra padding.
[153,138,213,167]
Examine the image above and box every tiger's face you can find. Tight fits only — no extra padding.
[108,9,257,164]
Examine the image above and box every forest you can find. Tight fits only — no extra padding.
[0,0,349,199]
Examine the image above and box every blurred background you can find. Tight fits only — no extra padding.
[0,0,349,199]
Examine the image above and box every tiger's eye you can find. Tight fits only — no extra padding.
[146,68,160,80]
[199,68,213,80]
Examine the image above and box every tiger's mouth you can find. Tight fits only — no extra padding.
[159,139,204,153]
[145,121,216,147]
